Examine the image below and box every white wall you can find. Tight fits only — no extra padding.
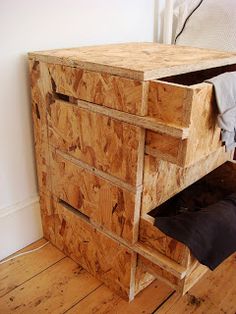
[0,0,156,259]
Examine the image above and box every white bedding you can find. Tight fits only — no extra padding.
[173,0,236,52]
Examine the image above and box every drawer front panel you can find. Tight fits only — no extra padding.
[50,149,138,243]
[53,199,136,300]
[48,63,147,115]
[48,99,144,186]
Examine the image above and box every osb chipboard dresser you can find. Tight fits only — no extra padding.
[29,43,236,301]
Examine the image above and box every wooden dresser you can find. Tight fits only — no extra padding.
[29,43,236,301]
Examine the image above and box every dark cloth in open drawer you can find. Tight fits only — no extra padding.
[154,193,236,270]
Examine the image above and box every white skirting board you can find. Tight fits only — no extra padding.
[0,196,43,260]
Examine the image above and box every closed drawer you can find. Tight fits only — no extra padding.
[47,63,147,115]
[139,161,236,271]
[49,148,140,243]
[48,99,144,187]
[52,197,137,300]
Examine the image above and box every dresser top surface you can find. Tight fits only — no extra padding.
[29,42,236,80]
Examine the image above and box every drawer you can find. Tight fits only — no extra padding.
[140,161,236,268]
[52,197,137,300]
[47,63,147,115]
[139,216,188,266]
[142,147,231,216]
[48,99,144,187]
[146,67,232,168]
[139,255,208,295]
[49,148,140,243]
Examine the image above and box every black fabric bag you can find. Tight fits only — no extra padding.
[154,193,236,270]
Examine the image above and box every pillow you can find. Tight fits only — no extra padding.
[174,0,236,52]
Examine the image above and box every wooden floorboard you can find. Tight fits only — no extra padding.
[0,257,101,314]
[155,254,236,314]
[0,240,235,314]
[0,239,64,297]
[66,280,173,314]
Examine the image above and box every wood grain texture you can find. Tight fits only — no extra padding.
[181,264,208,295]
[53,199,137,300]
[183,83,222,166]
[39,193,55,242]
[145,131,183,165]
[0,257,101,314]
[0,239,64,297]
[28,44,236,302]
[50,149,138,243]
[2,240,235,313]
[156,254,236,314]
[47,63,147,115]
[75,98,189,139]
[147,80,193,127]
[146,82,223,167]
[29,60,53,196]
[139,255,208,296]
[139,218,188,266]
[48,99,144,186]
[138,255,181,289]
[142,147,231,214]
[28,43,236,80]
[134,258,155,296]
[66,280,173,314]
[133,244,186,279]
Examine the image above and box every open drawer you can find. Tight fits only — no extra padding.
[146,64,236,167]
[138,254,208,295]
[47,63,236,170]
[138,161,236,292]
[142,146,232,217]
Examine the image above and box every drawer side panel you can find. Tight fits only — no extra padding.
[142,147,231,214]
[139,218,188,265]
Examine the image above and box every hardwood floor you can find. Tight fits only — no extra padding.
[0,239,235,314]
